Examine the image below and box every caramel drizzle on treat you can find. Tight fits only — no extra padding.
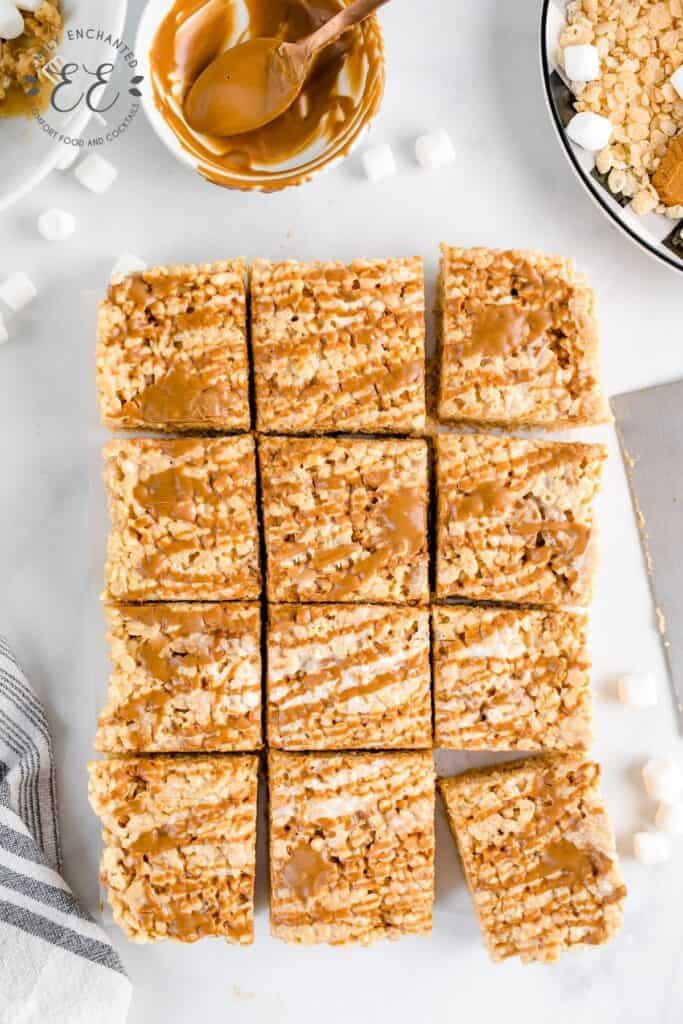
[99,605,259,747]
[111,440,258,595]
[148,0,385,191]
[106,269,247,426]
[271,452,427,599]
[456,761,625,956]
[280,844,334,902]
[440,442,599,600]
[462,305,553,361]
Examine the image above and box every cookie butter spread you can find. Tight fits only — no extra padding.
[149,0,385,190]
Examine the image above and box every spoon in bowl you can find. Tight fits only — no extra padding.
[184,0,391,137]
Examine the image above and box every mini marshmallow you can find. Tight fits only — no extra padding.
[633,831,670,865]
[361,144,396,182]
[563,44,600,83]
[671,66,683,101]
[415,129,456,171]
[38,208,76,242]
[0,313,8,345]
[655,801,683,836]
[0,0,24,40]
[16,0,43,10]
[617,672,658,709]
[55,145,81,171]
[74,153,118,195]
[111,252,147,279]
[0,272,37,312]
[642,758,683,803]
[566,111,613,152]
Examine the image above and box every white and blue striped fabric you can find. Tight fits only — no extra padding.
[0,637,131,1024]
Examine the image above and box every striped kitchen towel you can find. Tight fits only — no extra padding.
[0,636,132,1024]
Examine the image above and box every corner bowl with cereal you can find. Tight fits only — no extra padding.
[541,0,683,274]
[0,0,128,211]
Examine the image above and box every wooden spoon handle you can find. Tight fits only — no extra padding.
[298,0,392,61]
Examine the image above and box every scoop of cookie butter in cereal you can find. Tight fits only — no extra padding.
[560,0,683,216]
[0,1,62,114]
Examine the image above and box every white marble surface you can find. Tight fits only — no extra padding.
[1,1,683,1021]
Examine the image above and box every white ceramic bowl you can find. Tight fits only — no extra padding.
[541,0,683,275]
[0,0,128,212]
[135,0,385,192]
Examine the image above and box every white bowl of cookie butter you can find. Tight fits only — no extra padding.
[135,0,386,193]
[0,0,128,212]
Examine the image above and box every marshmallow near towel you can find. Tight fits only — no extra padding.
[0,636,131,1023]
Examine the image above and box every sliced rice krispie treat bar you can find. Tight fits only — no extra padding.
[104,436,260,602]
[251,257,426,434]
[432,605,592,751]
[95,603,262,753]
[267,604,431,750]
[88,754,258,944]
[438,246,609,428]
[438,754,626,963]
[96,261,250,431]
[435,433,607,607]
[259,436,429,604]
[269,750,435,945]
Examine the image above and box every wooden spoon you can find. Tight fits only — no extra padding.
[184,0,391,137]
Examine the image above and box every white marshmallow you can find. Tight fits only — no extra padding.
[0,272,37,312]
[633,831,670,865]
[16,0,43,10]
[0,313,8,345]
[0,1,24,40]
[38,208,76,242]
[617,672,658,709]
[563,44,600,83]
[415,129,456,171]
[655,801,683,836]
[74,153,118,194]
[566,111,613,151]
[55,146,81,171]
[361,144,396,182]
[670,66,683,101]
[111,252,147,279]
[643,758,683,803]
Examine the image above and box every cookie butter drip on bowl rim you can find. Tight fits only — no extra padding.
[136,0,386,192]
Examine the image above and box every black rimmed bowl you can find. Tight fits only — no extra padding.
[540,0,683,275]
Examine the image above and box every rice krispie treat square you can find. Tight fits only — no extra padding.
[267,604,431,750]
[95,603,262,753]
[432,605,592,751]
[104,436,260,601]
[88,754,259,944]
[269,750,435,945]
[438,754,626,963]
[435,433,607,607]
[438,246,610,428]
[251,257,426,434]
[96,261,250,432]
[259,436,429,604]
